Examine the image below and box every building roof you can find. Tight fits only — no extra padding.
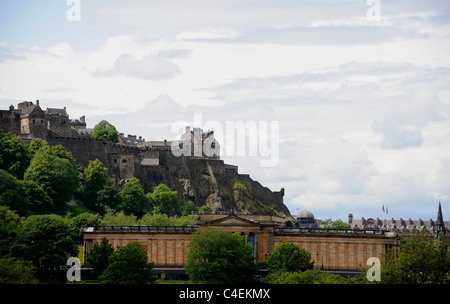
[46,107,68,117]
[297,210,314,219]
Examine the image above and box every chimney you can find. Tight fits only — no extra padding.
[80,116,85,124]
[36,100,39,107]
[348,214,353,224]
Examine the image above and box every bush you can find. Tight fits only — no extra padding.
[264,242,314,273]
[266,269,348,284]
[185,227,257,283]
[0,258,38,284]
[99,242,156,284]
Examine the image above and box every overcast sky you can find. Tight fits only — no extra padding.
[1,0,449,221]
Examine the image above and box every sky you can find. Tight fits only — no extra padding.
[1,0,449,221]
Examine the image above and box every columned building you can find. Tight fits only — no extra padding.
[84,213,398,271]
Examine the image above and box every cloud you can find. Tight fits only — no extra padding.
[93,54,180,80]
[373,120,424,149]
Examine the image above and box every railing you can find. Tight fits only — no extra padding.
[88,225,199,234]
[274,227,395,237]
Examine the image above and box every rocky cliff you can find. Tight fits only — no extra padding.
[43,135,290,217]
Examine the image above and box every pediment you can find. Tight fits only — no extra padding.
[205,215,261,227]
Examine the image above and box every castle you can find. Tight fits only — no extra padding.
[0,100,288,216]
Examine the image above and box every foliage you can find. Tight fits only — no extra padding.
[69,212,102,244]
[27,138,50,158]
[120,177,148,217]
[138,213,193,226]
[19,179,54,215]
[264,242,314,273]
[24,151,79,214]
[91,120,119,143]
[379,236,450,284]
[10,214,78,283]
[101,211,138,226]
[266,269,348,284]
[0,130,29,179]
[147,183,179,216]
[321,218,350,229]
[0,257,38,284]
[185,227,257,283]
[182,200,198,216]
[0,169,29,216]
[85,237,114,279]
[96,184,122,214]
[82,159,108,213]
[99,241,156,284]
[0,205,21,257]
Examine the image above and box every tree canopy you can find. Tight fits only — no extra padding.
[147,183,179,216]
[99,241,156,284]
[264,241,314,273]
[184,227,257,283]
[91,120,119,143]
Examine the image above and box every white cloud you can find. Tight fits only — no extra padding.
[1,0,450,221]
[93,54,180,80]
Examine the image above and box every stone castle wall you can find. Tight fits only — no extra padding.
[39,135,288,215]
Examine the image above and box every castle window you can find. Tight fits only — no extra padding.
[122,159,127,163]
[113,159,117,164]
[32,119,35,124]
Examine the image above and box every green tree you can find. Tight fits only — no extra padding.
[69,212,101,244]
[266,269,348,284]
[27,137,50,159]
[147,183,179,216]
[0,130,29,179]
[0,205,21,257]
[379,236,450,284]
[321,218,350,229]
[101,211,138,226]
[83,159,108,212]
[182,200,198,216]
[264,241,314,273]
[0,258,38,284]
[0,169,30,216]
[49,144,75,163]
[92,120,119,143]
[85,237,114,279]
[120,178,148,217]
[24,152,79,213]
[19,180,54,215]
[10,214,78,283]
[96,184,122,213]
[99,241,156,284]
[138,213,192,226]
[185,227,257,283]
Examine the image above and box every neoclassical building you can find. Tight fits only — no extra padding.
[83,213,398,272]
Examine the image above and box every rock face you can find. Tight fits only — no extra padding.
[30,135,289,217]
[140,152,289,216]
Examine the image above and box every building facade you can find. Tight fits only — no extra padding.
[348,203,449,235]
[83,213,398,271]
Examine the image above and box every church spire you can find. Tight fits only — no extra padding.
[436,201,446,239]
